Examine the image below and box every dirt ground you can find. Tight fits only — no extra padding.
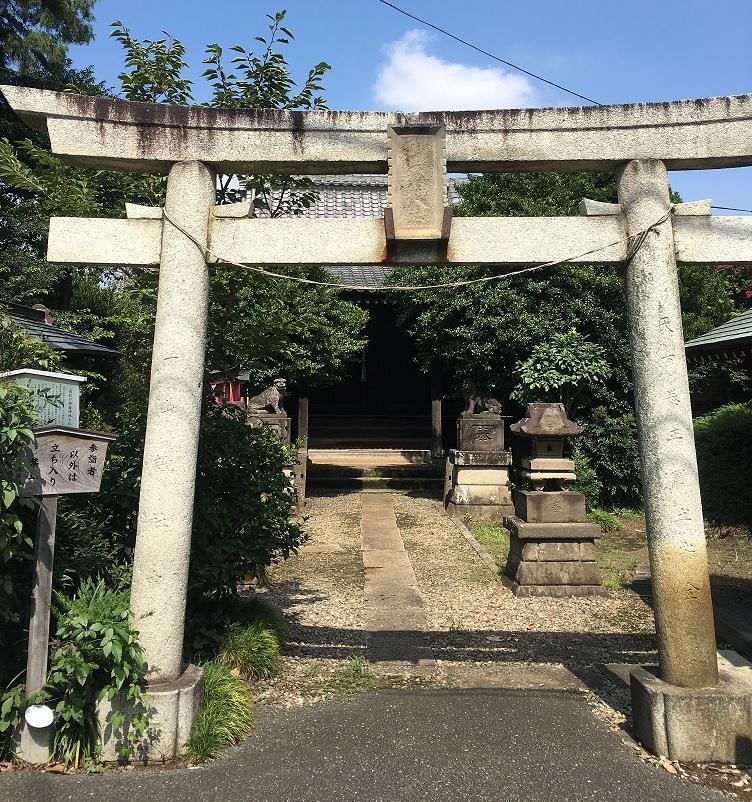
[258,491,658,702]
[591,512,752,608]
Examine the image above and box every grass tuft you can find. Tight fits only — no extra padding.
[322,656,381,698]
[602,573,626,591]
[188,663,253,762]
[587,508,622,534]
[218,621,281,680]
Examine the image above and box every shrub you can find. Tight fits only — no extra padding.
[0,684,44,759]
[511,329,611,413]
[188,663,253,762]
[694,403,752,528]
[0,382,39,692]
[0,382,37,629]
[185,594,287,659]
[573,407,642,510]
[190,400,305,600]
[571,449,603,511]
[55,400,147,591]
[47,578,148,768]
[218,622,281,680]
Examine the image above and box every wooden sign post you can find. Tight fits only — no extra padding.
[17,425,115,764]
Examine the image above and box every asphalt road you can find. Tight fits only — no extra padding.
[0,689,721,802]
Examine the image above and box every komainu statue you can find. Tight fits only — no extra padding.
[247,378,287,414]
[462,379,503,415]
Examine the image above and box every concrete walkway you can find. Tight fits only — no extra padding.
[0,689,719,802]
[361,493,437,675]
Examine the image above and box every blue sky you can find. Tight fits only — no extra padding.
[69,0,752,211]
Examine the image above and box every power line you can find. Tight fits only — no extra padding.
[711,205,752,214]
[375,0,603,106]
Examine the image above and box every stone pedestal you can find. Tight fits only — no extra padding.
[98,664,204,762]
[514,489,586,523]
[504,516,604,596]
[16,720,52,764]
[444,449,512,521]
[631,650,752,763]
[247,413,291,445]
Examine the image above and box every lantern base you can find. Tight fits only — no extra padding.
[503,516,604,597]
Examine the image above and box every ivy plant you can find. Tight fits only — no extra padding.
[47,577,149,768]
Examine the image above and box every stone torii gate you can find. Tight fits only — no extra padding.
[4,86,752,762]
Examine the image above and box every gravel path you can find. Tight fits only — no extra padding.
[252,492,368,706]
[258,490,656,699]
[391,492,657,672]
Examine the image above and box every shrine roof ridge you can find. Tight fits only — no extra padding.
[4,86,752,173]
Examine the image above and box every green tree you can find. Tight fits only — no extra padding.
[0,381,37,628]
[0,11,365,602]
[392,170,749,508]
[0,0,95,79]
[391,171,631,410]
[511,329,611,414]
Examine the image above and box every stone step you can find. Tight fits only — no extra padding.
[309,448,434,463]
[309,464,443,479]
[309,437,432,449]
[307,475,444,492]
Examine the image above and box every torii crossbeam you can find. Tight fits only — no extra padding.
[4,84,752,764]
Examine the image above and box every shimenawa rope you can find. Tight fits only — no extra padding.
[161,206,674,292]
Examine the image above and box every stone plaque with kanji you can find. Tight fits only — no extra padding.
[21,426,115,496]
[456,413,504,452]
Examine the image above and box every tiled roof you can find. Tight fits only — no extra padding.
[261,175,464,287]
[326,266,393,289]
[6,304,119,358]
[286,175,463,220]
[685,307,752,357]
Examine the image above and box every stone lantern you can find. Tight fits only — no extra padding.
[504,403,603,596]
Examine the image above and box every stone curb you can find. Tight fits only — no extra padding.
[450,517,517,594]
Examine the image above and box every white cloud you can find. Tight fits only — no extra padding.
[373,30,539,111]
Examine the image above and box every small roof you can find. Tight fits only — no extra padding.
[510,403,582,438]
[33,425,116,441]
[1,368,86,383]
[5,303,119,358]
[685,308,752,357]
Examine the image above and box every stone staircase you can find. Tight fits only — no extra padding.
[307,448,445,493]
[308,414,432,450]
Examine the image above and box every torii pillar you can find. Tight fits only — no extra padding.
[109,161,215,760]
[618,160,751,764]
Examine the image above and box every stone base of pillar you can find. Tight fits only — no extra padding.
[631,650,752,763]
[444,449,513,522]
[503,516,606,597]
[445,501,512,522]
[98,664,204,762]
